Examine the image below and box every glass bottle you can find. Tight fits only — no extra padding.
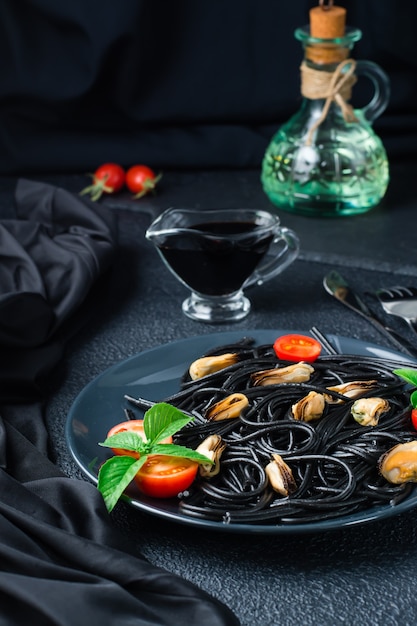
[261,25,390,217]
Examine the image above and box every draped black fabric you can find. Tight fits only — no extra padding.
[0,1,415,174]
[0,179,116,405]
[0,181,239,626]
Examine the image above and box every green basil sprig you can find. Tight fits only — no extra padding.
[394,368,417,409]
[97,402,212,512]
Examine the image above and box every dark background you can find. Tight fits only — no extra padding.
[0,0,415,175]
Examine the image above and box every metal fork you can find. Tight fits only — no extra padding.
[376,286,417,334]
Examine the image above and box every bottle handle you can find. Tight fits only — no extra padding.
[355,59,391,123]
[244,226,300,288]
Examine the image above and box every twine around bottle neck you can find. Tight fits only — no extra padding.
[300,58,358,145]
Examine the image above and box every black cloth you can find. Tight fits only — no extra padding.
[0,180,239,626]
[0,179,116,406]
[0,1,416,174]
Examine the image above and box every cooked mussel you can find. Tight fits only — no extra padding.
[324,380,379,404]
[195,434,226,477]
[205,393,249,421]
[292,391,326,422]
[379,441,417,484]
[265,454,297,496]
[252,362,314,387]
[351,397,390,426]
[189,353,239,380]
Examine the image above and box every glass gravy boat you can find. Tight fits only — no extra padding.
[146,207,299,323]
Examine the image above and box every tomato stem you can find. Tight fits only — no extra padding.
[80,173,113,201]
[132,172,162,199]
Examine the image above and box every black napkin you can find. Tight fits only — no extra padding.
[0,180,239,626]
[0,179,116,407]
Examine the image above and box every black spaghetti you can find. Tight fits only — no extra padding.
[157,338,416,525]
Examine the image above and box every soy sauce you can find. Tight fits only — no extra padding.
[157,220,273,296]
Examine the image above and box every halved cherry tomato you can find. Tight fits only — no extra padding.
[134,455,198,498]
[107,420,198,498]
[107,419,172,458]
[273,334,322,363]
[125,165,161,198]
[81,163,126,201]
[411,408,417,430]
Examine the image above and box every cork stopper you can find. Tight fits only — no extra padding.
[310,4,346,39]
[307,2,348,64]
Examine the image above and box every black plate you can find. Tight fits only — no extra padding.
[66,329,417,534]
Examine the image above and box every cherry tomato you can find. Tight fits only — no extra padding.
[273,334,322,363]
[81,163,125,201]
[133,455,198,498]
[107,419,172,458]
[411,408,417,430]
[125,165,162,198]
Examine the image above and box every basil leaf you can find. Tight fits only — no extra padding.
[99,430,146,453]
[97,455,147,513]
[97,402,215,511]
[151,443,213,464]
[411,389,417,409]
[153,417,194,443]
[143,403,192,443]
[393,368,417,386]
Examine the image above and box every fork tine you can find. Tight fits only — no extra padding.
[391,286,417,298]
[389,287,410,298]
[377,286,417,300]
[376,287,397,300]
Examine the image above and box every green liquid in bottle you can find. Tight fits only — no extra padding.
[261,109,389,217]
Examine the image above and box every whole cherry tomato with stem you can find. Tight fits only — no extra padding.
[80,163,125,201]
[126,165,162,198]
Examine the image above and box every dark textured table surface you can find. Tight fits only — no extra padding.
[4,164,417,626]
